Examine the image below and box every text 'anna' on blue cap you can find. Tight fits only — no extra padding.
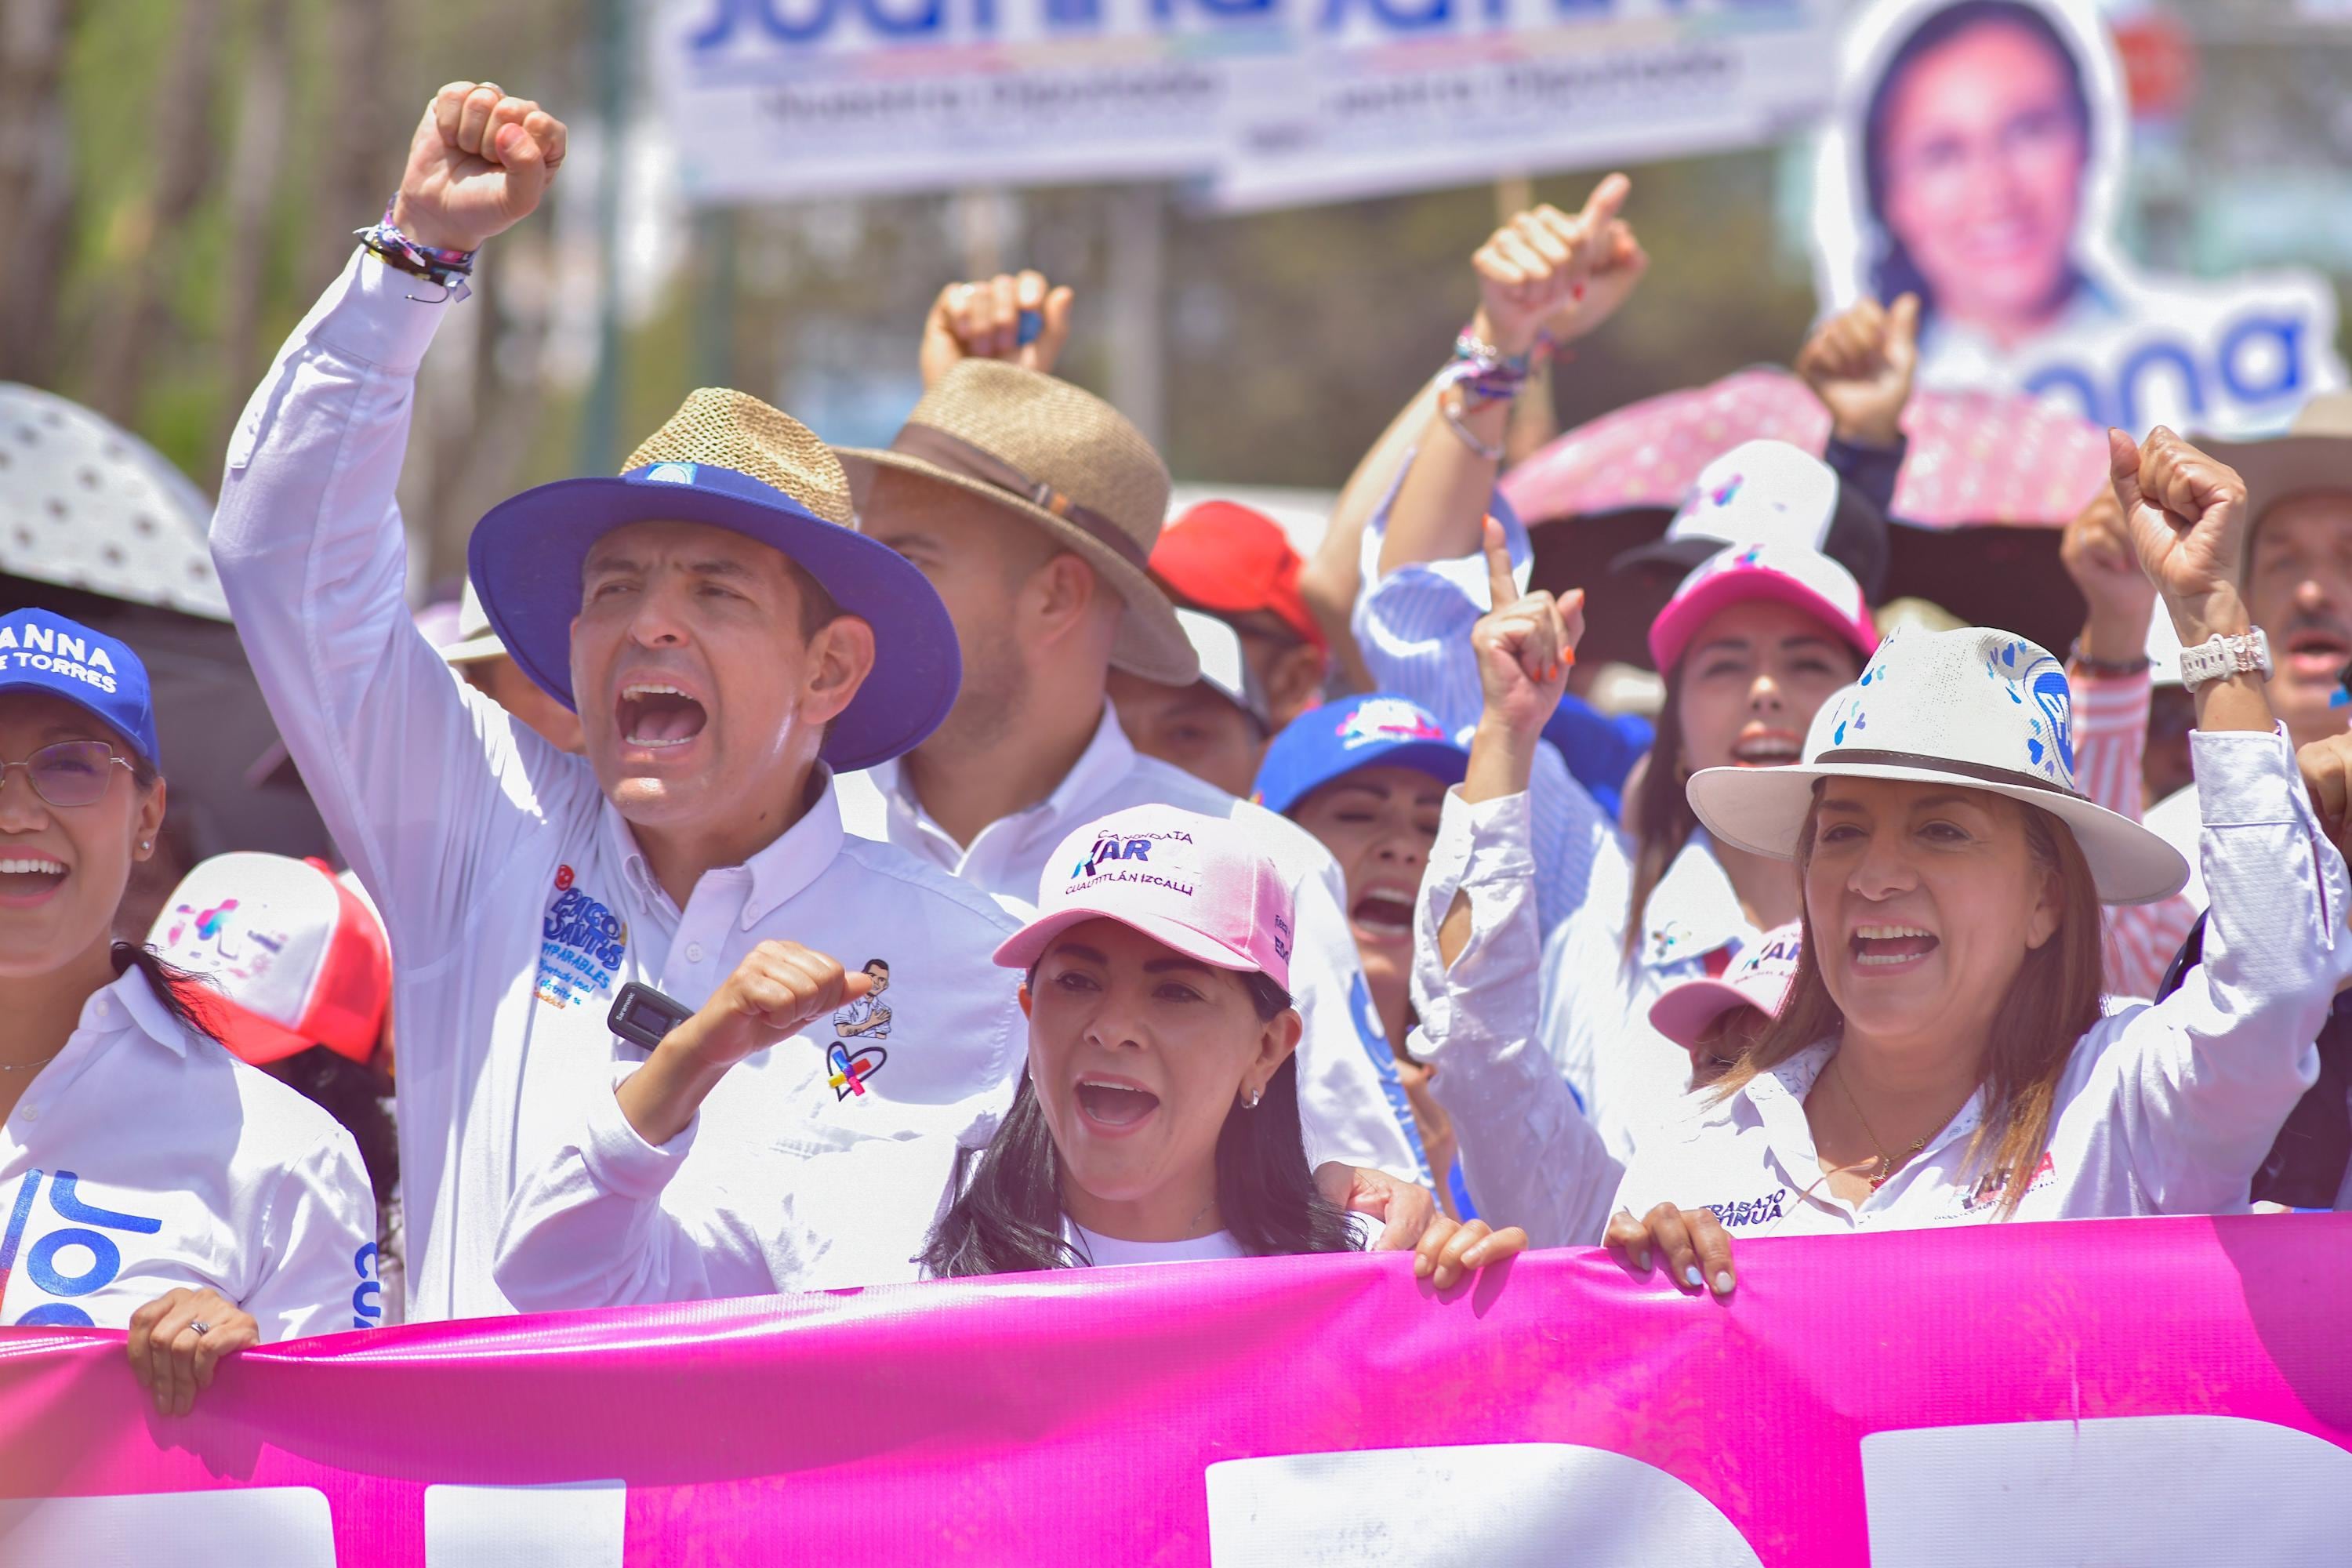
[0,608,159,770]
[1251,695,1468,817]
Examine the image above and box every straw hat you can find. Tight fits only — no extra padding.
[2201,390,2352,525]
[837,360,1196,686]
[466,389,962,772]
[437,579,507,666]
[1686,625,2187,905]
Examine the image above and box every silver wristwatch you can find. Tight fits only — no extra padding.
[2176,627,2271,690]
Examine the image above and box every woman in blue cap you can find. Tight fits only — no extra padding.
[1254,694,1474,1215]
[0,609,374,1414]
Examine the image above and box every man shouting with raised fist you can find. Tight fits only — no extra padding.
[214,84,1432,1322]
[210,82,1041,1322]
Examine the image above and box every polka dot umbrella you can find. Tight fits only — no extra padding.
[1499,367,2113,665]
[0,384,332,918]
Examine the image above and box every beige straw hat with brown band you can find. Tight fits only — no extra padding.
[837,359,1200,686]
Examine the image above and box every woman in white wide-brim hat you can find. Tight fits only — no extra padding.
[1605,428,2352,1298]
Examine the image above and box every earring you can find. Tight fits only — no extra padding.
[140,840,152,852]
[1244,1086,1262,1109]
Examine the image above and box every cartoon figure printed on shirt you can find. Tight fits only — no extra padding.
[823,960,894,1101]
[833,958,893,1040]
[1334,697,1447,752]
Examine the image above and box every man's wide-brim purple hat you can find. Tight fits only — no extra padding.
[467,388,962,773]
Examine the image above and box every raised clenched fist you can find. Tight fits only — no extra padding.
[390,82,568,254]
[2059,482,2158,662]
[2108,426,2255,644]
[920,270,1075,390]
[674,940,872,1073]
[1795,294,1920,450]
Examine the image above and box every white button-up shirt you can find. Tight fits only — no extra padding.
[835,705,1428,1184]
[1613,729,2349,1234]
[0,969,374,1338]
[212,252,1025,1322]
[492,1067,1388,1305]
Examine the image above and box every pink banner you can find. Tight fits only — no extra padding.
[4,1214,2350,1565]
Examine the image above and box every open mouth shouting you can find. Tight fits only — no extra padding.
[615,681,710,753]
[1730,728,1803,768]
[1349,884,1417,943]
[0,851,69,907]
[1073,1074,1161,1135]
[1850,923,1939,972]
[2281,623,2350,686]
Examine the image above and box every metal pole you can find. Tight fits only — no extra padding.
[580,0,630,474]
[1106,182,1167,455]
[694,206,739,390]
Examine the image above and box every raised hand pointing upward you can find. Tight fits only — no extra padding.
[391,82,569,254]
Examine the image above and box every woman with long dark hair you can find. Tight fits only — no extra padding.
[0,609,375,1414]
[1606,431,2350,1295]
[926,804,1522,1277]
[495,804,1522,1303]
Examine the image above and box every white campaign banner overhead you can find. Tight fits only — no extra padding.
[1212,0,1842,212]
[655,0,1842,206]
[655,0,1270,201]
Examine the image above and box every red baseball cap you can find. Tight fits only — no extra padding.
[147,853,391,1066]
[1151,501,1326,652]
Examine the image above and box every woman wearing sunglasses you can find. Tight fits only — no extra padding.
[0,609,374,1413]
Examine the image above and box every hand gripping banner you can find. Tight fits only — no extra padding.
[3,1214,2349,1565]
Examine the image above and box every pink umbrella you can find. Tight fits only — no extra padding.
[1500,367,2111,532]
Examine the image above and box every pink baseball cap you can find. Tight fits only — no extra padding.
[147,852,391,1066]
[1647,922,1803,1051]
[1647,541,1878,673]
[993,805,1295,991]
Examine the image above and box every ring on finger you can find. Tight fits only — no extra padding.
[190,1319,212,1337]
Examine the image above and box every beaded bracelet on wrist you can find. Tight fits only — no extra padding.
[355,196,478,303]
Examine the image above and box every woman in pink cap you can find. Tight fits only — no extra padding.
[494,804,1524,1301]
[924,804,1523,1283]
[1539,529,1878,1167]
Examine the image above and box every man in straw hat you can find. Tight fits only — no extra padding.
[828,285,1435,1201]
[211,85,1052,1321]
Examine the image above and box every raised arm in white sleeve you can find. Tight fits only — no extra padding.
[209,252,600,974]
[2085,727,2349,1213]
[240,1127,377,1342]
[1410,788,1623,1247]
[1352,479,1624,946]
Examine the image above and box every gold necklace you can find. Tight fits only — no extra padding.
[1831,1057,1928,1190]
[0,1051,61,1074]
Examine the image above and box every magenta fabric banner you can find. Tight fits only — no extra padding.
[3,1214,2350,1566]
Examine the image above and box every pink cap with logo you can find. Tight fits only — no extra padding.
[1647,541,1878,673]
[993,805,1295,991]
[1646,922,1803,1051]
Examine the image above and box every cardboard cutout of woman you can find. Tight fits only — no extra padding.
[1812,0,2344,437]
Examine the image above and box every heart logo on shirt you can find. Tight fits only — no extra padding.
[827,1042,887,1101]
